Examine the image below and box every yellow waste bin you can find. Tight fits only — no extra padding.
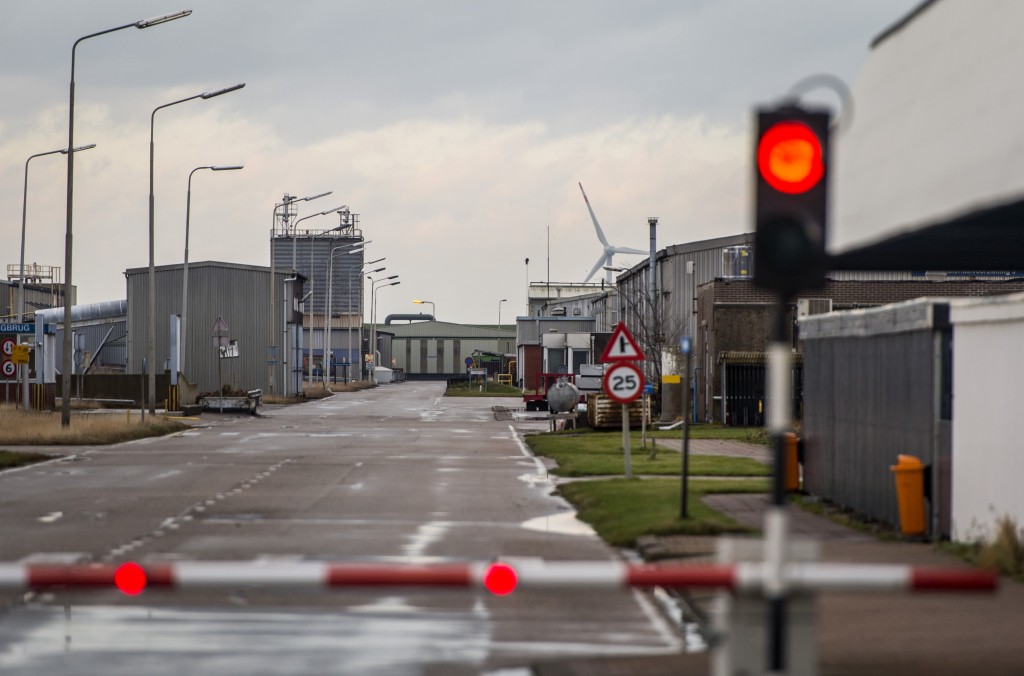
[890,454,926,536]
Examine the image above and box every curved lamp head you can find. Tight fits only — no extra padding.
[61,143,97,155]
[135,10,192,28]
[212,165,244,171]
[201,83,245,99]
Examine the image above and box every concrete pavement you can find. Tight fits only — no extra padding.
[526,434,1023,674]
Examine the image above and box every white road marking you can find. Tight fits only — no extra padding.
[37,512,63,524]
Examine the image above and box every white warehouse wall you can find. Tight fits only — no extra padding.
[949,292,1024,541]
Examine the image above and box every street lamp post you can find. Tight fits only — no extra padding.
[148,82,245,415]
[372,279,400,378]
[352,262,385,381]
[291,206,348,271]
[20,144,96,409]
[62,9,192,427]
[269,191,331,394]
[180,165,243,378]
[282,206,346,387]
[325,241,368,383]
[412,299,435,319]
[498,298,508,328]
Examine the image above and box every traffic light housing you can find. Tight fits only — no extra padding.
[753,105,830,293]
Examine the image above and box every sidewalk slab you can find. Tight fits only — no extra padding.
[655,437,771,462]
[630,493,1024,675]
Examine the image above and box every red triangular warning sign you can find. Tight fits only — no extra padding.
[601,322,645,362]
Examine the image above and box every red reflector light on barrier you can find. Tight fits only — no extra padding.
[483,562,517,596]
[114,562,147,596]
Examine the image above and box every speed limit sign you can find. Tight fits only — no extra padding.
[1,360,14,377]
[602,362,644,404]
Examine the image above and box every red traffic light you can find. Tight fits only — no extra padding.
[757,121,824,195]
[483,562,517,596]
[114,562,147,595]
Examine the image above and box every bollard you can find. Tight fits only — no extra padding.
[784,432,800,492]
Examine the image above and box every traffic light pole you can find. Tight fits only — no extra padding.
[766,294,792,673]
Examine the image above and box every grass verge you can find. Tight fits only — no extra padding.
[938,516,1024,581]
[525,432,769,477]
[559,477,770,546]
[445,381,522,397]
[0,406,188,446]
[0,449,57,470]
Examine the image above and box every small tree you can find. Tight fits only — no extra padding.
[618,274,688,419]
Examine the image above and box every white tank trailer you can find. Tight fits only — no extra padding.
[546,377,581,413]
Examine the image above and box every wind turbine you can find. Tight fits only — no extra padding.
[579,182,647,284]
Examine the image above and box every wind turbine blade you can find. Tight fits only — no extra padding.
[583,254,608,284]
[579,182,610,247]
[612,246,648,256]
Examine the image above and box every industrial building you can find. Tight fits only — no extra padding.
[125,261,295,397]
[387,319,513,379]
[2,264,70,319]
[270,202,366,379]
[693,276,1024,425]
[1,265,72,406]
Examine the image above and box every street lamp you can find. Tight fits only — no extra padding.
[269,190,331,395]
[62,9,192,427]
[291,206,348,271]
[372,279,400,377]
[20,143,96,409]
[498,298,508,328]
[283,205,346,385]
[325,241,369,383]
[352,263,385,381]
[148,82,245,415]
[180,165,243,376]
[412,299,435,319]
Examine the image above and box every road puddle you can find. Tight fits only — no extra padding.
[519,511,596,537]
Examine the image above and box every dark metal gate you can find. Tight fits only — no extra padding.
[722,355,803,427]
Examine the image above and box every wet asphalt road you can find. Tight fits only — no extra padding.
[0,382,681,674]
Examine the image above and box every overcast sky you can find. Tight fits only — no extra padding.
[0,0,921,324]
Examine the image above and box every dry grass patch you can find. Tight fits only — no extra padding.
[0,449,57,469]
[0,406,188,446]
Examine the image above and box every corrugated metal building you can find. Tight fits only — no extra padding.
[617,234,756,348]
[125,261,291,393]
[386,320,514,378]
[527,282,613,320]
[800,298,953,539]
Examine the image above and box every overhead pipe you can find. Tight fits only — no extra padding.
[384,313,434,325]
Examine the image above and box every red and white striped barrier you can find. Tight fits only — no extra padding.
[0,560,998,596]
